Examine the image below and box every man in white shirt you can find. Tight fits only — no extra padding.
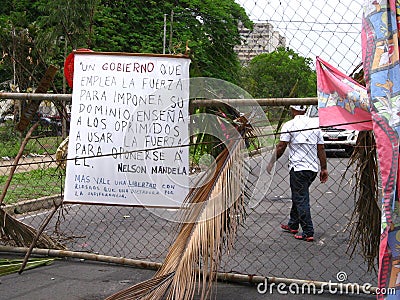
[267,105,328,242]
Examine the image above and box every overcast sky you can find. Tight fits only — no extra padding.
[235,0,363,74]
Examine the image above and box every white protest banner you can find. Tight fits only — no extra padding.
[64,52,190,207]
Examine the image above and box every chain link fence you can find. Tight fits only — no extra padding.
[0,0,378,294]
[0,99,377,287]
[234,0,363,75]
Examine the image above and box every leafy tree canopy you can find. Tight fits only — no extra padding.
[240,47,317,99]
[0,0,41,91]
[0,0,252,92]
[92,0,252,82]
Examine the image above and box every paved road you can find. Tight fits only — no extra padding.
[15,150,377,287]
[0,253,373,300]
[0,149,379,300]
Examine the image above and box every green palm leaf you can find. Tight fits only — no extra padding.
[0,258,56,276]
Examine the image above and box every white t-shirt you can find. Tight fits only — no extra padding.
[280,115,324,172]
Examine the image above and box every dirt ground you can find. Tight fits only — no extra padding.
[0,154,57,176]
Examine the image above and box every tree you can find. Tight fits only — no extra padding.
[34,0,99,93]
[0,0,252,90]
[0,1,41,91]
[92,0,252,83]
[240,47,317,99]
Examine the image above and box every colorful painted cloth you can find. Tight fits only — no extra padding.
[362,1,400,298]
[316,57,372,131]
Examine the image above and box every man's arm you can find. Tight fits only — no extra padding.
[267,141,288,174]
[317,144,328,183]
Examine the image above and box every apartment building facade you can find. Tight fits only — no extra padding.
[234,22,286,64]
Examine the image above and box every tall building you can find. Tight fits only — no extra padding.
[234,22,286,64]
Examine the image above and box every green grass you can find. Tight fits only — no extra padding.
[0,136,62,158]
[0,122,62,157]
[0,123,64,204]
[0,168,64,205]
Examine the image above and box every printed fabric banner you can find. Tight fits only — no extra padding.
[362,1,400,299]
[316,56,372,131]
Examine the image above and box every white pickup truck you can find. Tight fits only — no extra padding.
[305,105,358,155]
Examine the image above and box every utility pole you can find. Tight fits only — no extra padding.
[163,14,167,54]
[169,10,174,54]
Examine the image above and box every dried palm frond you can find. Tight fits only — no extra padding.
[343,65,380,272]
[344,131,380,272]
[348,62,365,86]
[0,209,65,249]
[106,117,251,300]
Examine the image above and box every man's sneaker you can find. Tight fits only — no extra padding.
[281,224,298,234]
[294,234,314,242]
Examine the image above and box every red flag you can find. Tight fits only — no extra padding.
[64,49,93,89]
[316,57,372,131]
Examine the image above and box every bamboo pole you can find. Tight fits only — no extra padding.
[0,246,377,295]
[0,246,161,270]
[0,93,71,102]
[0,92,318,107]
[191,97,318,107]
